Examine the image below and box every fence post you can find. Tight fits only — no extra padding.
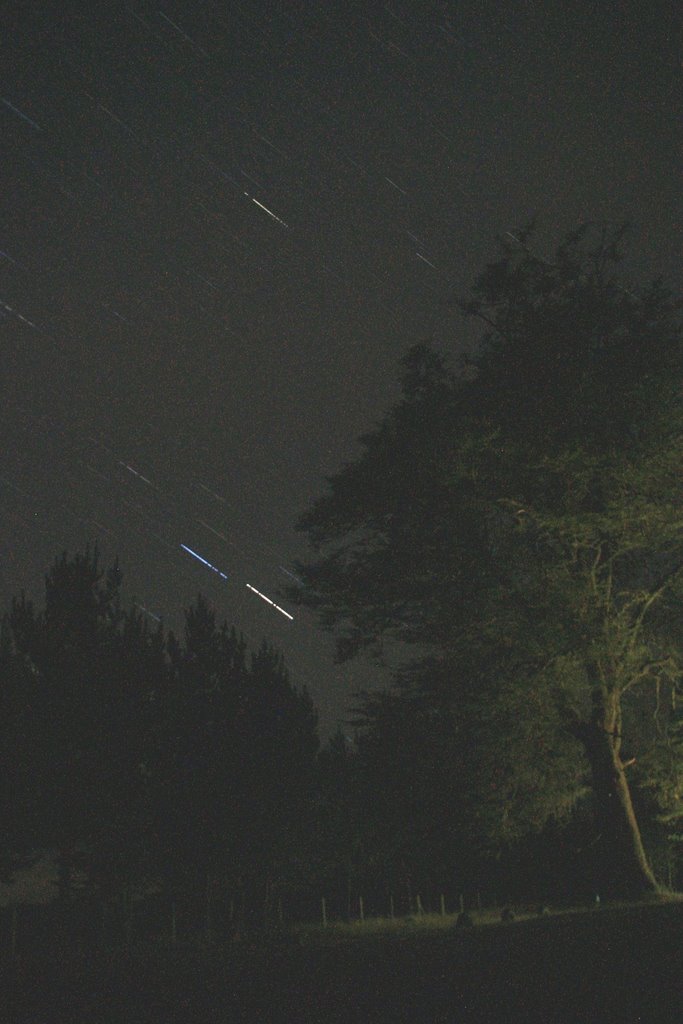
[440,894,446,917]
[416,894,424,915]
[321,897,327,928]
[389,893,394,919]
[359,896,364,922]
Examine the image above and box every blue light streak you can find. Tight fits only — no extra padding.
[180,543,228,580]
[2,99,41,131]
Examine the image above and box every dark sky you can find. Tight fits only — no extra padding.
[1,0,680,735]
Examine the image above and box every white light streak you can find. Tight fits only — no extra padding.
[137,604,161,623]
[199,155,239,186]
[87,436,113,454]
[80,461,109,482]
[89,520,112,535]
[504,231,555,267]
[279,565,304,586]
[99,105,135,135]
[190,269,218,290]
[119,461,153,486]
[415,252,438,270]
[180,543,229,580]
[158,10,209,56]
[405,230,427,248]
[244,192,289,228]
[385,177,407,195]
[253,132,288,158]
[239,168,264,188]
[246,583,294,620]
[197,519,237,548]
[197,482,226,502]
[0,249,23,268]
[387,41,411,59]
[0,299,42,331]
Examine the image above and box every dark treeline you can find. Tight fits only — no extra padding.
[0,556,319,924]
[1,544,680,931]
[2,224,683,934]
[0,549,512,928]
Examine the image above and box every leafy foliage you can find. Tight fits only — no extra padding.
[295,224,683,890]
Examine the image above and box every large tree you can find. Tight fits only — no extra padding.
[294,224,683,899]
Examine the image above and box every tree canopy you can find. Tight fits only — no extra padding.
[294,224,683,897]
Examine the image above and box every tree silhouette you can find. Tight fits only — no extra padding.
[1,562,320,914]
[1,547,161,896]
[151,596,318,922]
[294,224,683,899]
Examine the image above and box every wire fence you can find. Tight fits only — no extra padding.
[0,886,495,960]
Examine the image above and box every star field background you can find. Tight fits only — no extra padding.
[1,0,680,735]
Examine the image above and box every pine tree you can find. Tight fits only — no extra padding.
[2,548,159,897]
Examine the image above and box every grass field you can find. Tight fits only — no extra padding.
[3,896,682,1022]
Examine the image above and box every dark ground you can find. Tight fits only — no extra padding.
[2,900,682,1023]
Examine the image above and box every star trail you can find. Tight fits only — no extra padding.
[246,583,294,621]
[180,544,229,582]
[1,0,679,733]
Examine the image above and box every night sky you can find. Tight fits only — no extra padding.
[2,1,680,735]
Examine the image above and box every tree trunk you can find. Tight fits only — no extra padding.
[574,693,659,900]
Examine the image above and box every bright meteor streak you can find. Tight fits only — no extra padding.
[244,192,289,228]
[180,543,228,580]
[246,583,294,620]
